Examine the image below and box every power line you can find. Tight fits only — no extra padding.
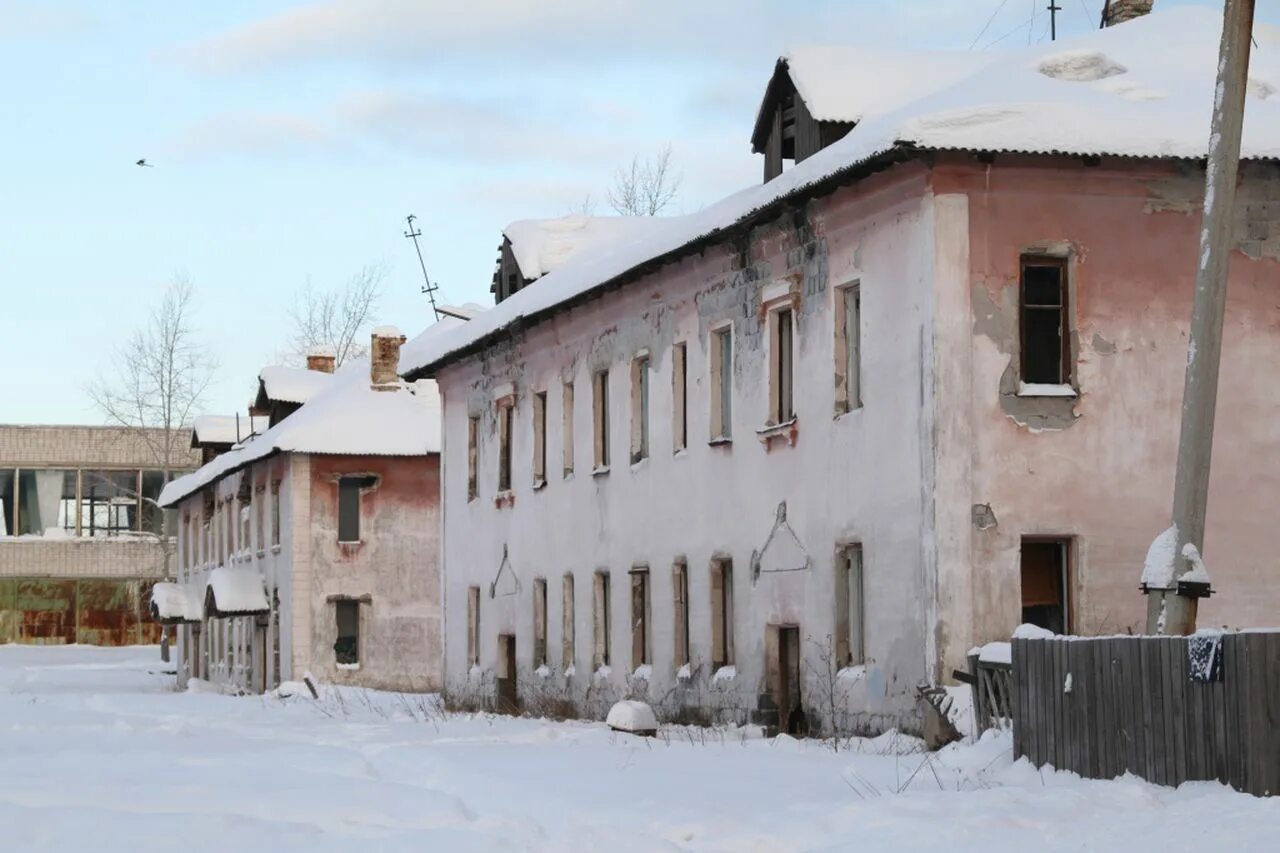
[969,0,1012,50]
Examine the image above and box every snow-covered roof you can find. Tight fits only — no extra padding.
[159,316,465,509]
[403,8,1280,379]
[206,566,269,615]
[191,415,270,448]
[148,582,202,624]
[258,365,332,405]
[504,216,670,281]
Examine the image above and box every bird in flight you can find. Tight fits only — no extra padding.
[136,158,153,167]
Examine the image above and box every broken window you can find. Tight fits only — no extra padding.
[630,566,650,669]
[270,481,281,548]
[672,343,688,453]
[337,475,375,543]
[835,544,864,667]
[497,400,514,493]
[0,469,14,536]
[710,557,734,669]
[630,354,650,463]
[77,470,133,537]
[835,283,862,414]
[1021,538,1070,634]
[672,560,690,668]
[769,306,795,424]
[141,471,168,536]
[15,469,76,536]
[532,577,548,669]
[710,325,733,441]
[593,369,610,470]
[1021,257,1071,385]
[562,573,575,672]
[562,382,575,478]
[593,570,611,668]
[467,415,480,501]
[467,585,481,667]
[334,599,359,666]
[532,391,547,486]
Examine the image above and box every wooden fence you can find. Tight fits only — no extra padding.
[1012,632,1280,796]
[966,653,1013,735]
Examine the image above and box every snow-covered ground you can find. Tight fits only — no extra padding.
[0,646,1275,852]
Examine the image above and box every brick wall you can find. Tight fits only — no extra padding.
[0,424,200,469]
[0,538,167,579]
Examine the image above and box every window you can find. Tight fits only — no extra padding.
[630,354,650,463]
[76,470,134,537]
[1021,538,1070,634]
[710,325,733,441]
[337,475,376,543]
[334,600,359,666]
[270,481,281,547]
[140,471,168,535]
[1021,257,1071,385]
[769,306,795,424]
[254,485,265,553]
[467,415,480,501]
[562,573,576,672]
[593,570,611,668]
[237,478,251,553]
[672,560,690,668]
[532,577,548,669]
[710,557,734,669]
[835,283,862,414]
[466,585,481,667]
[497,401,513,493]
[672,343,688,453]
[0,469,14,536]
[532,392,547,487]
[593,370,610,470]
[835,544,864,667]
[630,566,649,669]
[223,500,233,562]
[562,382,575,478]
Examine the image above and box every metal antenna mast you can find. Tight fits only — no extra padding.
[1048,0,1061,39]
[404,214,441,320]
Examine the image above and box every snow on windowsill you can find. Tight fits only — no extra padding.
[629,456,649,472]
[591,466,610,478]
[676,662,692,681]
[712,665,737,683]
[534,664,551,678]
[837,665,866,681]
[632,664,652,681]
[594,664,612,681]
[336,662,360,671]
[707,436,733,448]
[564,664,576,678]
[1017,382,1078,398]
[531,478,547,492]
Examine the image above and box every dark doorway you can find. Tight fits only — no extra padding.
[1021,538,1070,634]
[496,633,518,714]
[765,623,804,736]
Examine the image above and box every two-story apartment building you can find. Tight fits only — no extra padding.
[157,324,452,693]
[403,8,1280,734]
[0,424,197,644]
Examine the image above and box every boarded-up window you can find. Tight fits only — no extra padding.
[532,392,547,486]
[770,306,795,424]
[1021,257,1071,385]
[532,577,547,668]
[497,401,513,493]
[835,544,864,667]
[270,481,281,547]
[835,283,862,414]
[562,573,575,671]
[335,600,359,666]
[1022,538,1070,634]
[338,476,375,543]
[630,566,649,669]
[672,560,689,668]
[593,570,611,668]
[593,370,610,470]
[562,382,575,478]
[710,325,733,440]
[672,342,688,453]
[630,355,650,463]
[467,585,480,667]
[467,415,480,501]
[710,557,734,669]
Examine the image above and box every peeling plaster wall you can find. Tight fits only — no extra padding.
[933,155,1280,676]
[438,164,939,731]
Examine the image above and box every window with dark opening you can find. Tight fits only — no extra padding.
[710,557,734,669]
[672,559,689,668]
[672,343,688,453]
[593,570,611,668]
[338,475,375,543]
[1021,257,1070,385]
[532,577,547,669]
[593,370,610,470]
[532,392,547,486]
[630,566,649,670]
[772,307,794,423]
[1021,538,1070,634]
[631,355,650,464]
[335,599,359,665]
[835,544,864,667]
[467,416,480,501]
[497,401,513,493]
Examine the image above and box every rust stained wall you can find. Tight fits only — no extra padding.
[304,453,441,691]
[934,155,1280,666]
[0,578,167,645]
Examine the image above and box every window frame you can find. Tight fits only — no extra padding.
[337,475,375,544]
[532,577,548,669]
[630,565,650,670]
[466,585,481,668]
[466,415,480,502]
[630,353,650,464]
[334,599,360,667]
[1019,255,1072,387]
[496,399,514,494]
[768,304,796,425]
[531,391,548,488]
[672,342,688,453]
[562,381,575,479]
[834,281,862,414]
[593,569,611,669]
[710,556,734,670]
[835,543,865,667]
[709,323,733,442]
[672,559,690,669]
[592,369,611,472]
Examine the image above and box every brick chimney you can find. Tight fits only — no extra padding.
[1103,0,1153,26]
[306,345,337,374]
[370,326,407,389]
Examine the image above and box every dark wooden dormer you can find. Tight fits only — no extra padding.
[491,237,532,305]
[751,59,855,183]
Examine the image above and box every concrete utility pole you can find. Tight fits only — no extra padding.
[1145,0,1255,635]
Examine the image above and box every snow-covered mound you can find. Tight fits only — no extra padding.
[606,700,658,735]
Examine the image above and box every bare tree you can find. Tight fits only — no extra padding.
[287,263,386,367]
[566,192,598,217]
[607,145,681,216]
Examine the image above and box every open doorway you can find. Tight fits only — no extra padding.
[496,633,518,714]
[765,623,804,736]
[1021,538,1070,634]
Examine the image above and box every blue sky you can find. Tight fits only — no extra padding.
[0,0,1266,424]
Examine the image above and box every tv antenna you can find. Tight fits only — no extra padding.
[404,214,441,320]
